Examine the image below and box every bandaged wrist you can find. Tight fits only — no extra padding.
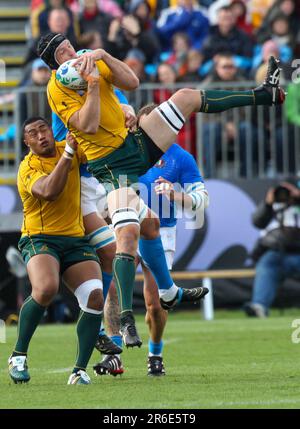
[87,75,100,85]
[64,143,75,156]
[63,151,73,160]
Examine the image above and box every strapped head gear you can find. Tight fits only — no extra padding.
[37,32,67,70]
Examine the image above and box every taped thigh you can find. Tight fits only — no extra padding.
[155,100,185,134]
[111,207,140,230]
[88,225,116,250]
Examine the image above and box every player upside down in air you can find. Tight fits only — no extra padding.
[37,31,285,348]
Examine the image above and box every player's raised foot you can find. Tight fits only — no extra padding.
[254,56,285,105]
[95,334,123,355]
[147,356,166,377]
[67,370,91,385]
[8,355,30,384]
[120,311,142,348]
[160,286,209,310]
[93,355,124,377]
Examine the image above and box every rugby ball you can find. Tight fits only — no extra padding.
[56,58,87,90]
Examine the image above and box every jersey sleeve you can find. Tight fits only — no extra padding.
[96,60,113,83]
[76,144,87,164]
[178,150,204,187]
[47,77,84,127]
[18,161,47,196]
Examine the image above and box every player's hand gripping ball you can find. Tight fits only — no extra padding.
[56,58,88,90]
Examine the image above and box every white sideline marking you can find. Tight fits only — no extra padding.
[163,338,179,345]
[47,367,73,374]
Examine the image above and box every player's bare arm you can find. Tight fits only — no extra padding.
[121,104,137,132]
[31,133,78,201]
[155,176,209,211]
[74,49,139,91]
[68,66,100,134]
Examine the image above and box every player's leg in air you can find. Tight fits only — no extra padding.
[139,56,284,155]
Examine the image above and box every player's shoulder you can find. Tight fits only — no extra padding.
[168,144,194,162]
[18,153,35,183]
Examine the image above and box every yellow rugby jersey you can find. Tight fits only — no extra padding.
[18,141,85,237]
[47,60,128,161]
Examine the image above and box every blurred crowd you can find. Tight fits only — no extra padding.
[26,0,300,85]
[2,0,300,175]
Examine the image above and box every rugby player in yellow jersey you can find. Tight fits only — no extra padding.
[8,117,105,385]
[37,32,285,348]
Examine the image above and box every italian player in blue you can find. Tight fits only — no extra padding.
[136,103,209,375]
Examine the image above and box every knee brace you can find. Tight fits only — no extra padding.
[155,100,185,134]
[74,279,103,314]
[111,207,140,230]
[88,225,116,250]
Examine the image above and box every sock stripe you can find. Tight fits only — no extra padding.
[206,94,254,101]
[113,259,124,312]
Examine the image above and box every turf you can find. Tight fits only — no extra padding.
[1,309,300,409]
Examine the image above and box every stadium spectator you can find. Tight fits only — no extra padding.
[123,51,148,110]
[78,0,113,49]
[0,59,52,155]
[95,0,123,18]
[156,0,209,51]
[106,13,160,62]
[249,0,274,31]
[202,53,258,177]
[130,0,158,33]
[177,49,203,82]
[253,39,292,84]
[256,14,294,60]
[78,30,104,51]
[208,0,230,25]
[244,179,300,317]
[25,8,79,65]
[19,59,52,137]
[153,63,177,104]
[256,0,299,41]
[201,5,254,69]
[230,0,253,36]
[31,1,79,39]
[166,32,190,78]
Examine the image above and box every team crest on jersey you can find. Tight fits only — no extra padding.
[155,159,165,168]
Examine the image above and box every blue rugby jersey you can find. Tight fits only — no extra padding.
[139,144,204,227]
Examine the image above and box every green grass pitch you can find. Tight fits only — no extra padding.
[1,309,300,409]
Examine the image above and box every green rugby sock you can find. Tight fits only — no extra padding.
[74,310,102,371]
[14,296,46,354]
[199,89,271,113]
[113,253,136,313]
